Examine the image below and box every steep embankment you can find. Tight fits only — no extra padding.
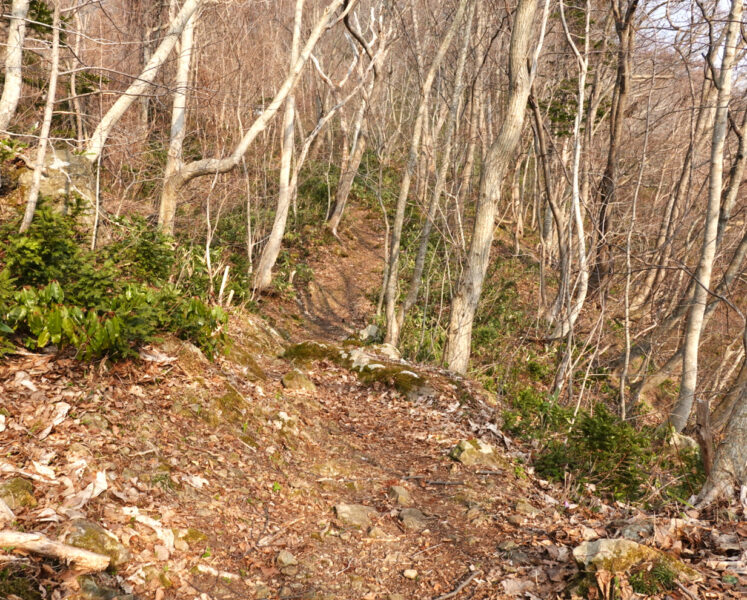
[1,212,745,600]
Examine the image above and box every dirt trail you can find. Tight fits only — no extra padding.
[293,207,385,341]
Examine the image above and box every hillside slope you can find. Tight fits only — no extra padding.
[1,214,745,600]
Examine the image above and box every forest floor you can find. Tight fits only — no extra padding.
[1,211,746,600]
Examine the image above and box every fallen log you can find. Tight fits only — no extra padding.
[0,531,110,571]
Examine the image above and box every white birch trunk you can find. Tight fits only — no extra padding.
[444,0,539,373]
[0,0,30,132]
[252,0,304,292]
[158,4,197,232]
[85,0,203,163]
[158,0,348,227]
[671,0,743,432]
[19,1,61,233]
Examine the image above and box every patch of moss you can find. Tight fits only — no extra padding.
[63,519,131,567]
[0,565,44,600]
[283,341,339,362]
[629,561,677,595]
[356,363,425,395]
[216,384,247,424]
[181,528,208,546]
[150,463,179,492]
[223,342,266,380]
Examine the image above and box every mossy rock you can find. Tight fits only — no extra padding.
[235,314,286,356]
[283,341,339,362]
[281,369,316,392]
[224,342,266,381]
[77,573,135,600]
[285,340,431,399]
[61,520,130,568]
[356,364,421,394]
[573,539,702,583]
[199,382,249,428]
[180,527,208,546]
[158,336,209,374]
[0,477,37,510]
[449,439,506,469]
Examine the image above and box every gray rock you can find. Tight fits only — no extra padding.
[387,485,412,506]
[372,343,400,360]
[573,539,703,582]
[399,508,428,532]
[16,147,96,226]
[359,324,380,343]
[334,503,377,529]
[61,519,131,567]
[277,550,298,568]
[515,499,541,517]
[78,574,135,600]
[281,369,316,392]
[449,439,504,469]
[619,519,654,541]
[668,430,699,450]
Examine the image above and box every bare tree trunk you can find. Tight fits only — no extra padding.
[327,130,367,235]
[0,0,30,132]
[444,0,540,374]
[548,0,590,341]
[593,0,638,285]
[630,58,720,313]
[159,0,349,232]
[712,350,747,432]
[253,0,304,292]
[85,0,204,163]
[396,0,474,334]
[696,327,747,507]
[383,0,470,346]
[670,0,743,432]
[19,1,61,233]
[158,3,198,232]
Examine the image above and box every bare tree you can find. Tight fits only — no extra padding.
[158,0,350,234]
[0,0,30,133]
[444,0,543,373]
[160,0,198,224]
[19,1,61,233]
[383,0,471,346]
[670,0,743,432]
[253,0,305,293]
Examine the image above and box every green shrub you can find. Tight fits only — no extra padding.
[0,207,226,359]
[535,404,654,501]
[502,387,704,503]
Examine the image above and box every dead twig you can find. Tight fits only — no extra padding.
[433,570,480,600]
[674,581,698,600]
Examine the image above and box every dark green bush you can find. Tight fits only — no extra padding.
[0,207,226,360]
[535,404,654,501]
[503,387,705,503]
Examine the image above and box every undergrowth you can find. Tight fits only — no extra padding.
[503,386,705,505]
[0,204,226,360]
